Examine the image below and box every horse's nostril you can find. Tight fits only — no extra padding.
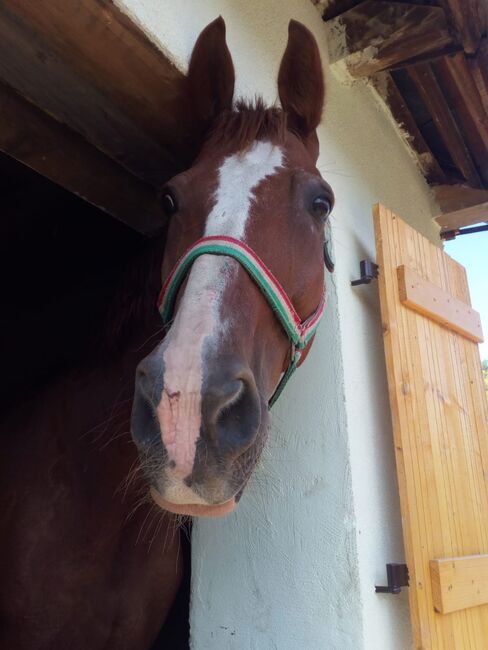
[132,395,152,444]
[131,351,165,454]
[134,350,165,406]
[214,379,245,423]
[202,369,261,458]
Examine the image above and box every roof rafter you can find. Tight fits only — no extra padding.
[371,71,445,185]
[434,53,488,185]
[408,64,482,188]
[440,0,488,54]
[327,1,456,78]
[321,0,488,232]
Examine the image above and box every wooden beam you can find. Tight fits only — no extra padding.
[326,1,455,77]
[434,184,488,215]
[408,64,482,187]
[0,81,163,235]
[434,53,488,186]
[371,72,445,184]
[0,1,190,187]
[320,0,362,21]
[436,204,488,232]
[441,0,487,54]
[434,186,488,231]
[430,555,488,614]
[397,264,483,343]
[469,39,488,116]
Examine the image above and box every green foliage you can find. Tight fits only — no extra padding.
[483,359,488,393]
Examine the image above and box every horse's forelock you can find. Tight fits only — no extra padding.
[205,98,287,153]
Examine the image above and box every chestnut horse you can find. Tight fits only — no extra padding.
[1,17,332,649]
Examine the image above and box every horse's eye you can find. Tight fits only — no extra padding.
[161,192,178,216]
[311,196,332,221]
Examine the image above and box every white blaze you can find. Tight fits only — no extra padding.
[158,141,283,493]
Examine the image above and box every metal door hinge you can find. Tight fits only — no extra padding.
[375,563,409,595]
[351,260,379,286]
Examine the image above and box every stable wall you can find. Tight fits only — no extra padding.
[115,1,439,647]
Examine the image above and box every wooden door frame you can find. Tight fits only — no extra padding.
[0,0,192,234]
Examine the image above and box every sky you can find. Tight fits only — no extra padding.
[444,230,488,361]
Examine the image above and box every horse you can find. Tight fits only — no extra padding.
[0,16,332,649]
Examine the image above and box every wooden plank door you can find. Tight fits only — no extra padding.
[374,204,488,649]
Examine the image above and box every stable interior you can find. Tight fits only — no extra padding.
[0,151,190,649]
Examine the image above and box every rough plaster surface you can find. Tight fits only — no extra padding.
[116,1,439,647]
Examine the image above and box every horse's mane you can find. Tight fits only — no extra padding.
[206,98,287,152]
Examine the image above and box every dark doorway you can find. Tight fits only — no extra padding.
[0,151,190,647]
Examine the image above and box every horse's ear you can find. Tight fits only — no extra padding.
[187,17,235,134]
[278,20,324,149]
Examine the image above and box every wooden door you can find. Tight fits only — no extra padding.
[374,204,488,649]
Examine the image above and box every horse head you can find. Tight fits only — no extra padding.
[131,17,333,516]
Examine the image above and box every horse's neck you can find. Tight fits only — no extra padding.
[0,324,183,650]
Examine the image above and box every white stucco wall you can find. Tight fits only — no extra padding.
[116,2,440,648]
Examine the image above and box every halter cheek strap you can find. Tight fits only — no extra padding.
[157,235,326,408]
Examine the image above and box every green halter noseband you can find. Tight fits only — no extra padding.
[157,235,327,408]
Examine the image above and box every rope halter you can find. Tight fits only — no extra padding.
[157,235,327,408]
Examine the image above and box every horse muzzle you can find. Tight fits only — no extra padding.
[131,346,265,515]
